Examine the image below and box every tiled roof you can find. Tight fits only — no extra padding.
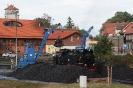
[115,22,129,30]
[126,29,133,34]
[123,22,133,34]
[0,18,44,38]
[0,18,80,39]
[104,23,114,28]
[102,27,115,35]
[102,23,114,35]
[105,27,115,34]
[103,22,129,35]
[4,4,19,10]
[49,30,80,39]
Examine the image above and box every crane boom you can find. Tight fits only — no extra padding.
[76,26,93,50]
[80,26,93,48]
[35,23,60,61]
[15,23,60,68]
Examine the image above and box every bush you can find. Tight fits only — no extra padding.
[95,54,133,67]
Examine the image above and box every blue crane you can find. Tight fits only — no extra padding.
[76,26,93,50]
[15,23,60,68]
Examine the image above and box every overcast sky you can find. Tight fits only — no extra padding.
[0,0,133,36]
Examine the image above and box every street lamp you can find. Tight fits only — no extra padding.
[15,11,19,66]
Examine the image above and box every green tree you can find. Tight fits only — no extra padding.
[94,35,114,55]
[107,11,133,23]
[78,29,93,40]
[78,29,86,35]
[89,34,93,40]
[65,16,75,28]
[34,13,54,28]
[93,34,101,41]
[99,24,104,35]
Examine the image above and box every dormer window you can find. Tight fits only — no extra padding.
[3,21,22,27]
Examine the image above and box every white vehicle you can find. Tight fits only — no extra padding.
[2,52,16,57]
[9,52,16,57]
[2,53,9,57]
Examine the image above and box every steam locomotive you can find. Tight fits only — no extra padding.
[53,49,99,71]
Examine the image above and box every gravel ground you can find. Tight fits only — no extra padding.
[0,69,14,75]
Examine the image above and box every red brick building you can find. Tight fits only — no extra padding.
[0,5,82,54]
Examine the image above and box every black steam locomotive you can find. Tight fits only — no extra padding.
[53,49,98,71]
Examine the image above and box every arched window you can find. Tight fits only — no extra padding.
[3,21,22,27]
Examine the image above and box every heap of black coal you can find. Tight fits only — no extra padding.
[8,62,101,83]
[100,63,133,82]
[7,62,133,83]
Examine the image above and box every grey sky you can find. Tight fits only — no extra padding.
[0,0,133,36]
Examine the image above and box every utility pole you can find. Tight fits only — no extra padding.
[15,11,19,66]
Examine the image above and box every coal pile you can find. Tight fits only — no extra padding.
[7,62,101,83]
[100,64,133,82]
[8,62,56,81]
[7,62,133,83]
[40,65,101,83]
